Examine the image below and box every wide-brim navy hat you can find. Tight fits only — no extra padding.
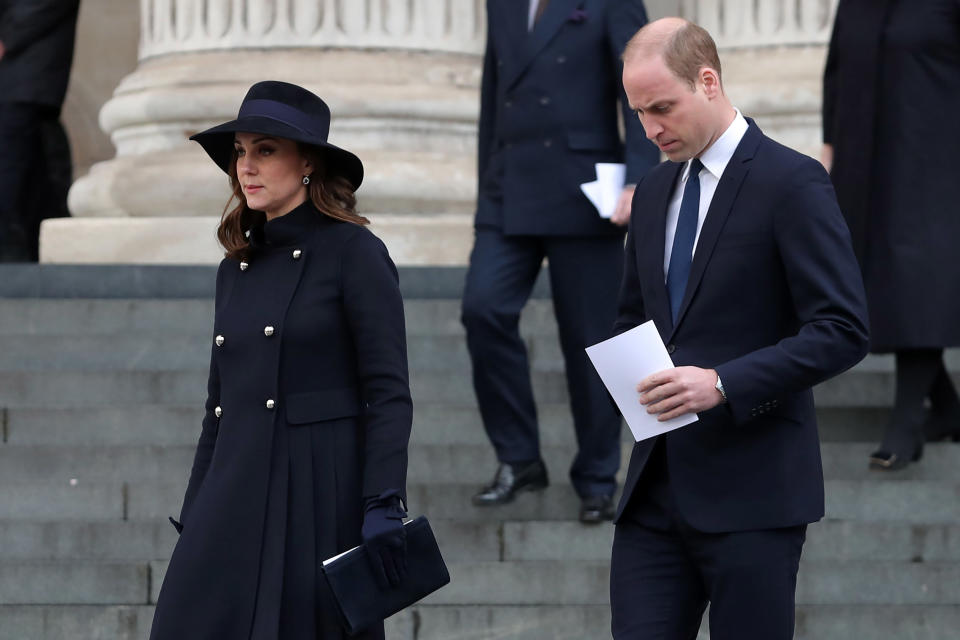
[190,81,363,190]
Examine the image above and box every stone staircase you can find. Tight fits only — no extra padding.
[1,266,959,639]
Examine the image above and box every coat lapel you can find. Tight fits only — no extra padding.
[642,163,684,336]
[670,123,763,336]
[504,0,582,89]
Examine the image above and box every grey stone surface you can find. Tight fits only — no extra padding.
[0,521,176,561]
[7,406,201,446]
[0,561,148,605]
[0,605,154,640]
[0,483,122,520]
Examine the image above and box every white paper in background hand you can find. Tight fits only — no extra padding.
[579,162,626,219]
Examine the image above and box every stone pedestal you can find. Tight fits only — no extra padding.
[45,0,838,265]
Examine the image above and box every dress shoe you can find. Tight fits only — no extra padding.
[869,433,924,471]
[472,460,548,506]
[579,494,615,524]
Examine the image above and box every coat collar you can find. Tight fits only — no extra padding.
[502,0,583,90]
[249,200,320,250]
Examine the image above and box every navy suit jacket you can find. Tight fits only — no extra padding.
[614,122,870,532]
[477,0,659,236]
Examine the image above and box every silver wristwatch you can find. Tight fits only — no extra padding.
[715,373,727,404]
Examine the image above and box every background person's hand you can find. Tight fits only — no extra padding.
[362,505,407,589]
[610,184,636,226]
[820,143,833,173]
[637,366,723,421]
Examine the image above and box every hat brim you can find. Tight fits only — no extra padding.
[190,115,364,190]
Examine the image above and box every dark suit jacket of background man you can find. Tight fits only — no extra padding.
[614,121,869,531]
[477,0,659,235]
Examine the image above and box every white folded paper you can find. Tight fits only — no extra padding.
[580,162,626,219]
[585,320,698,442]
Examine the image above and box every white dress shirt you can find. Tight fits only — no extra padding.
[663,110,749,277]
[528,0,541,31]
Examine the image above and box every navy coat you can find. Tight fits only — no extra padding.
[0,0,79,107]
[477,0,659,236]
[614,123,869,532]
[150,203,412,640]
[823,0,960,351]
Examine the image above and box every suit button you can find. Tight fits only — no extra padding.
[215,335,225,347]
[239,261,248,271]
[292,249,302,260]
[666,344,676,354]
[539,96,551,106]
[266,399,275,410]
[556,55,567,64]
[544,139,553,147]
[505,100,513,108]
[214,406,222,418]
[264,325,275,337]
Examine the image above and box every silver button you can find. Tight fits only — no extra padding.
[556,55,567,64]
[544,139,553,147]
[266,399,275,409]
[540,96,551,106]
[214,406,222,418]
[215,335,225,347]
[240,261,248,271]
[292,249,302,260]
[264,326,275,337]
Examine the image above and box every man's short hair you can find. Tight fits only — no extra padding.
[624,20,722,90]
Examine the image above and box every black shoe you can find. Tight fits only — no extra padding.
[869,435,924,471]
[472,460,549,506]
[922,409,960,443]
[579,494,615,524]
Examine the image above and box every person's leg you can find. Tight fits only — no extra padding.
[692,525,807,640]
[871,348,943,469]
[0,103,43,262]
[26,112,73,261]
[545,235,624,500]
[924,350,960,441]
[461,226,545,466]
[611,519,707,640]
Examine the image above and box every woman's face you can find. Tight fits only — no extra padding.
[234,132,313,220]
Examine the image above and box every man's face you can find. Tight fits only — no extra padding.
[622,55,716,162]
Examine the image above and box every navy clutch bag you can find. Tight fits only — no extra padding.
[322,516,450,634]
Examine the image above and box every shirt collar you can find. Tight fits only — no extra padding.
[683,109,749,181]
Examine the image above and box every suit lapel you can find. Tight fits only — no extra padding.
[641,163,683,336]
[504,0,582,89]
[494,0,530,67]
[670,124,763,336]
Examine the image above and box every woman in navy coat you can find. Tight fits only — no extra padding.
[149,81,412,639]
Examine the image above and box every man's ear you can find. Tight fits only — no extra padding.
[700,67,722,99]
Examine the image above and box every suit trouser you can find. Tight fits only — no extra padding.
[610,441,807,639]
[461,225,623,498]
[0,103,44,261]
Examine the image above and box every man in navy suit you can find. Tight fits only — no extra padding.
[462,0,659,522]
[609,18,869,638]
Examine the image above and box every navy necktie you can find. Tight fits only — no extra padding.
[666,158,704,323]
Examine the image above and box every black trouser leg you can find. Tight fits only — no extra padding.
[0,103,43,262]
[879,348,943,456]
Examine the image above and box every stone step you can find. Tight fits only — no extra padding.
[143,558,960,607]
[0,368,925,409]
[1,604,959,640]
[4,517,958,566]
[1,441,958,485]
[2,404,893,447]
[0,560,148,605]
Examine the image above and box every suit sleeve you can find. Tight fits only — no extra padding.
[477,17,499,192]
[715,158,870,424]
[613,185,649,334]
[0,0,79,57]
[176,263,226,531]
[605,0,660,185]
[821,2,842,144]
[341,230,413,504]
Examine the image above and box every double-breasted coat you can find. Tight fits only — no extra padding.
[823,0,960,351]
[149,202,413,640]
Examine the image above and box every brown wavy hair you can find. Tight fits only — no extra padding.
[217,143,369,260]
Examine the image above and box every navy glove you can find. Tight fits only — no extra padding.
[361,494,407,589]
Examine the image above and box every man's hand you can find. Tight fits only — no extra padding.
[610,184,635,226]
[638,366,723,421]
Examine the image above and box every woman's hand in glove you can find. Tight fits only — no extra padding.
[362,503,407,589]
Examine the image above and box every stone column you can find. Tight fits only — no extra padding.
[45,0,837,265]
[45,0,485,264]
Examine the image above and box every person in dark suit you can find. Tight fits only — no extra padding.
[0,0,79,261]
[610,19,869,638]
[463,0,659,522]
[149,82,412,640]
[822,0,960,470]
